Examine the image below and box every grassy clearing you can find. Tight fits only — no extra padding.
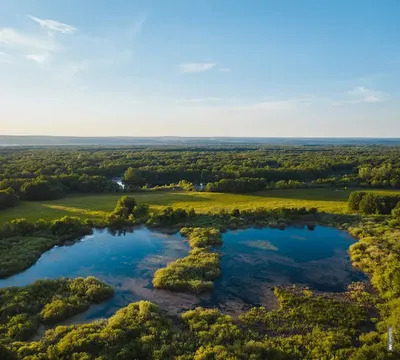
[1,188,400,223]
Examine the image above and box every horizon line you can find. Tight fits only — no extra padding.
[2,135,400,139]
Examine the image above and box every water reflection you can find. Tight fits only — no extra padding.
[0,225,365,320]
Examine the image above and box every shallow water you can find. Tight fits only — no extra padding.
[111,177,125,189]
[205,226,365,313]
[0,225,365,320]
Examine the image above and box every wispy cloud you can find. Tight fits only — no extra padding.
[28,15,76,34]
[0,28,58,51]
[176,97,311,111]
[178,62,216,73]
[238,98,312,111]
[347,86,387,103]
[25,53,51,64]
[219,67,231,73]
[332,87,389,105]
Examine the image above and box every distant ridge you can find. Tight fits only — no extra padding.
[1,135,400,146]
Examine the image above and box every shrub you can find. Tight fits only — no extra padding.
[348,192,367,211]
[50,216,91,237]
[0,188,19,210]
[20,179,64,201]
[152,248,220,293]
[0,278,113,341]
[180,227,222,248]
[348,191,400,214]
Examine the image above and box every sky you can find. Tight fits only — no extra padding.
[0,0,399,137]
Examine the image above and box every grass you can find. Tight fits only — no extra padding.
[1,188,400,224]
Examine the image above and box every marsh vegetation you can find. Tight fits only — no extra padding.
[1,145,400,358]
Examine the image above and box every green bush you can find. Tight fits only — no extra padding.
[50,216,91,237]
[152,248,220,293]
[0,277,113,342]
[0,188,19,210]
[152,227,222,293]
[20,179,64,201]
[348,192,367,211]
[146,207,192,227]
[348,191,400,214]
[392,203,400,219]
[180,227,222,248]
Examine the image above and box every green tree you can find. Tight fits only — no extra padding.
[115,195,137,214]
[123,167,146,189]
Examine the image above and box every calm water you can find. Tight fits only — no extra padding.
[111,177,125,189]
[0,225,365,320]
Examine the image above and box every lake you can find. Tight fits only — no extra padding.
[0,225,365,320]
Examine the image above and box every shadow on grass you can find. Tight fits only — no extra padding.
[40,194,213,218]
[43,205,108,219]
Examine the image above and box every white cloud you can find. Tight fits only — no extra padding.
[25,53,51,64]
[363,95,381,103]
[178,62,216,73]
[331,87,389,105]
[0,28,59,51]
[348,86,387,103]
[219,67,231,73]
[29,15,76,34]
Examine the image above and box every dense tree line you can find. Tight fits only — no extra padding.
[205,177,268,193]
[0,188,18,210]
[2,145,400,198]
[0,175,120,201]
[348,191,400,214]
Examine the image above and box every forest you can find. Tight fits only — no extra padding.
[0,145,400,359]
[1,145,400,206]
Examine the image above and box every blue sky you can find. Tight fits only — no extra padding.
[1,0,399,137]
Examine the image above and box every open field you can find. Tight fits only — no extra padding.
[1,188,400,224]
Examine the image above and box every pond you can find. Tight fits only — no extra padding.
[0,225,365,321]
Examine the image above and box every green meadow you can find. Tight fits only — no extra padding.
[1,188,400,223]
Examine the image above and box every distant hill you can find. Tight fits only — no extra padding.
[1,135,400,146]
